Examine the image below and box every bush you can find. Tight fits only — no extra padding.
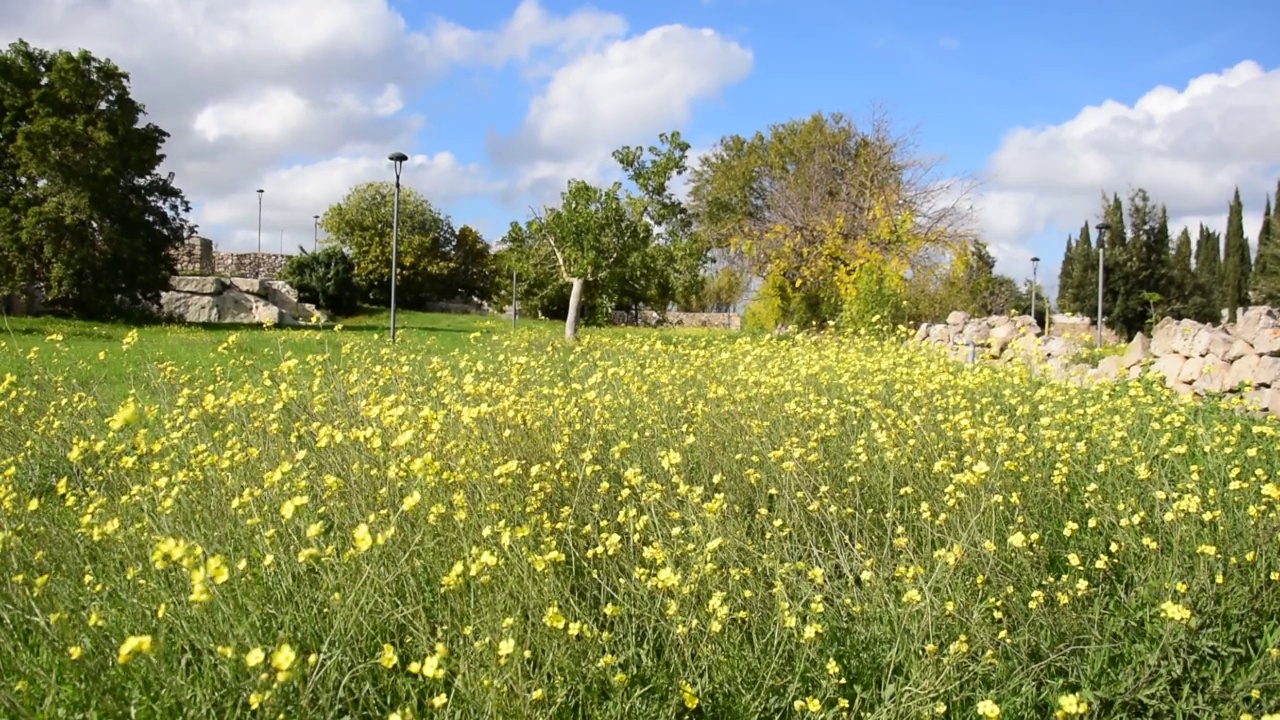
[279,246,360,317]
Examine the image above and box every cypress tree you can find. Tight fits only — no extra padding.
[1072,221,1098,319]
[1194,224,1223,324]
[1251,194,1273,301]
[1223,187,1247,322]
[1057,235,1076,312]
[1101,193,1132,338]
[1169,226,1194,319]
[1255,182,1280,304]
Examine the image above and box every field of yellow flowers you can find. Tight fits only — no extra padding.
[2,319,1280,719]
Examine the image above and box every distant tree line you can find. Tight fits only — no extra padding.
[1057,185,1280,340]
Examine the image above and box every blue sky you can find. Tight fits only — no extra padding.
[5,0,1280,300]
[404,0,1280,287]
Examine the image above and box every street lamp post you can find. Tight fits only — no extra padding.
[313,215,320,252]
[256,189,264,278]
[1095,221,1112,347]
[388,152,408,343]
[1030,256,1040,328]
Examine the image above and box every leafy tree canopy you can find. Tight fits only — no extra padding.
[0,39,192,317]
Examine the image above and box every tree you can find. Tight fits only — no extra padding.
[1056,234,1076,312]
[279,245,359,316]
[1223,187,1250,322]
[504,179,648,340]
[1167,226,1196,320]
[1252,188,1278,304]
[1064,222,1097,318]
[1193,224,1223,324]
[444,225,496,302]
[1099,193,1132,338]
[0,40,193,317]
[320,181,456,309]
[1109,190,1169,338]
[688,110,972,328]
[677,265,748,313]
[610,131,707,315]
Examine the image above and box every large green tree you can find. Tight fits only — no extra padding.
[503,179,647,340]
[1167,226,1196,320]
[1222,188,1250,322]
[1063,222,1097,318]
[1193,224,1223,324]
[1099,193,1132,338]
[1056,234,1076,311]
[1252,187,1279,304]
[444,224,497,302]
[0,40,192,317]
[688,110,972,328]
[320,181,456,308]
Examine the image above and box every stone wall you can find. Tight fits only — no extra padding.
[171,237,290,280]
[173,237,215,275]
[914,307,1280,418]
[161,276,324,326]
[610,309,742,330]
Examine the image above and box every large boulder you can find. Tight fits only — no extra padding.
[946,310,969,326]
[169,276,224,295]
[215,287,281,324]
[228,277,267,296]
[1177,356,1205,385]
[1226,339,1256,362]
[1097,355,1126,380]
[160,291,219,323]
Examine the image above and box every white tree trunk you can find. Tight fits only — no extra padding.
[565,277,585,341]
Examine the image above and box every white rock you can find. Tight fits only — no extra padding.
[1150,354,1186,387]
[1226,354,1260,391]
[228,277,267,296]
[1149,317,1178,357]
[1226,339,1256,362]
[1254,356,1280,387]
[1192,354,1232,395]
[1177,356,1205,385]
[169,276,223,295]
[1120,332,1150,368]
[215,288,281,324]
[946,310,969,326]
[160,291,218,323]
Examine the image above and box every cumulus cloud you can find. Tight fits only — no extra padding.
[1,0,752,250]
[489,25,753,203]
[977,60,1280,278]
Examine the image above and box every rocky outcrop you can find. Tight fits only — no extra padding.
[914,313,1048,361]
[160,276,326,326]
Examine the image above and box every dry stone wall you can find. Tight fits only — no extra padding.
[171,237,291,280]
[610,310,742,330]
[914,307,1280,418]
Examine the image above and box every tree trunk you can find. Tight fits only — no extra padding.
[565,277,585,340]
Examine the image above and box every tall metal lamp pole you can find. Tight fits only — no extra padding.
[1095,221,1112,347]
[1030,255,1040,326]
[256,189,264,278]
[313,215,320,252]
[388,152,408,343]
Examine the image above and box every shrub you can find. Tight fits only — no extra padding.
[279,246,360,316]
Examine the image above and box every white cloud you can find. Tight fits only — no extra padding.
[978,60,1280,281]
[1,0,751,251]
[489,25,753,203]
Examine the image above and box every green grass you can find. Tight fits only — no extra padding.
[1,317,1279,719]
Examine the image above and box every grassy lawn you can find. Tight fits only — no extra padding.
[1,314,1279,718]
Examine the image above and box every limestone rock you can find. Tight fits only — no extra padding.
[946,310,969,326]
[215,288,280,324]
[1192,355,1232,395]
[1150,354,1187,388]
[914,324,929,343]
[228,277,267,296]
[1271,388,1280,419]
[1177,356,1204,385]
[1254,356,1280,387]
[963,323,991,344]
[1234,306,1280,354]
[160,291,218,323]
[1242,389,1271,411]
[1171,382,1194,397]
[169,276,224,295]
[1149,317,1179,357]
[1120,332,1149,368]
[1226,354,1260,391]
[1097,355,1126,380]
[1226,339,1256,362]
